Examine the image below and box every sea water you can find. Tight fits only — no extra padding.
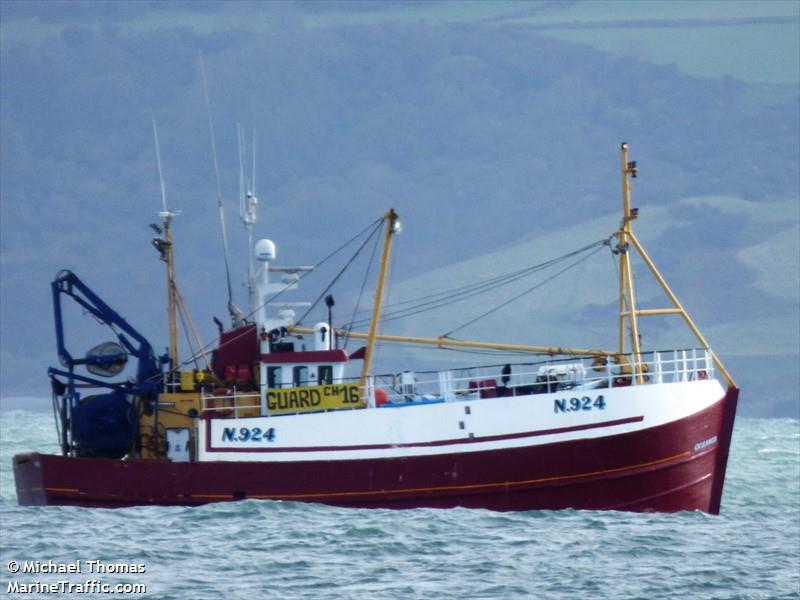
[0,409,797,600]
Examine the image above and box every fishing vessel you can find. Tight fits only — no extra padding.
[13,143,738,512]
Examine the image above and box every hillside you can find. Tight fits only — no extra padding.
[1,2,797,416]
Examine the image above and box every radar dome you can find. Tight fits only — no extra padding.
[255,239,276,262]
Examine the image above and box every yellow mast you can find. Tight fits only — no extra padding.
[617,143,643,382]
[155,212,212,374]
[163,213,179,369]
[613,143,736,388]
[292,144,735,389]
[358,209,400,395]
[152,119,180,372]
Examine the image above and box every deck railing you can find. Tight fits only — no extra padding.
[199,348,715,417]
[200,388,260,419]
[370,348,714,406]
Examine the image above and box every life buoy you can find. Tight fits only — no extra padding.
[375,388,389,406]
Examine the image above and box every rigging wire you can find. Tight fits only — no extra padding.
[442,242,610,338]
[346,238,611,330]
[173,282,212,370]
[347,240,609,327]
[176,292,199,370]
[342,221,383,349]
[257,215,384,318]
[147,221,613,386]
[145,215,385,382]
[294,218,385,327]
[346,265,534,323]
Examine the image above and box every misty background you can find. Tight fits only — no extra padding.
[1,1,798,417]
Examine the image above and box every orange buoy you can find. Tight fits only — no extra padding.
[375,388,389,406]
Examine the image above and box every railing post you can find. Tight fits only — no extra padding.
[709,349,715,378]
[681,350,688,382]
[367,376,375,408]
[671,350,676,383]
[654,351,662,384]
[439,370,454,402]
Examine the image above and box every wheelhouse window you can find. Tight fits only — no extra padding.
[318,365,333,385]
[293,366,309,387]
[267,366,283,388]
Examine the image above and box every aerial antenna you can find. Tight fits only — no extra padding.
[238,124,245,223]
[238,123,259,315]
[152,118,168,214]
[251,126,257,198]
[200,53,243,328]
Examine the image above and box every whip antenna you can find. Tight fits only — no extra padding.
[251,126,257,197]
[237,124,259,314]
[200,53,243,328]
[152,118,168,214]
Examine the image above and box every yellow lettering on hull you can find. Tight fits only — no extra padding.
[267,384,363,414]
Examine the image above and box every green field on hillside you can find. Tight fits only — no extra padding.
[3,1,798,85]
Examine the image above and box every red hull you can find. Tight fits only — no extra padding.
[13,387,738,513]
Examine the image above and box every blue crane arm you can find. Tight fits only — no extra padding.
[51,270,163,394]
